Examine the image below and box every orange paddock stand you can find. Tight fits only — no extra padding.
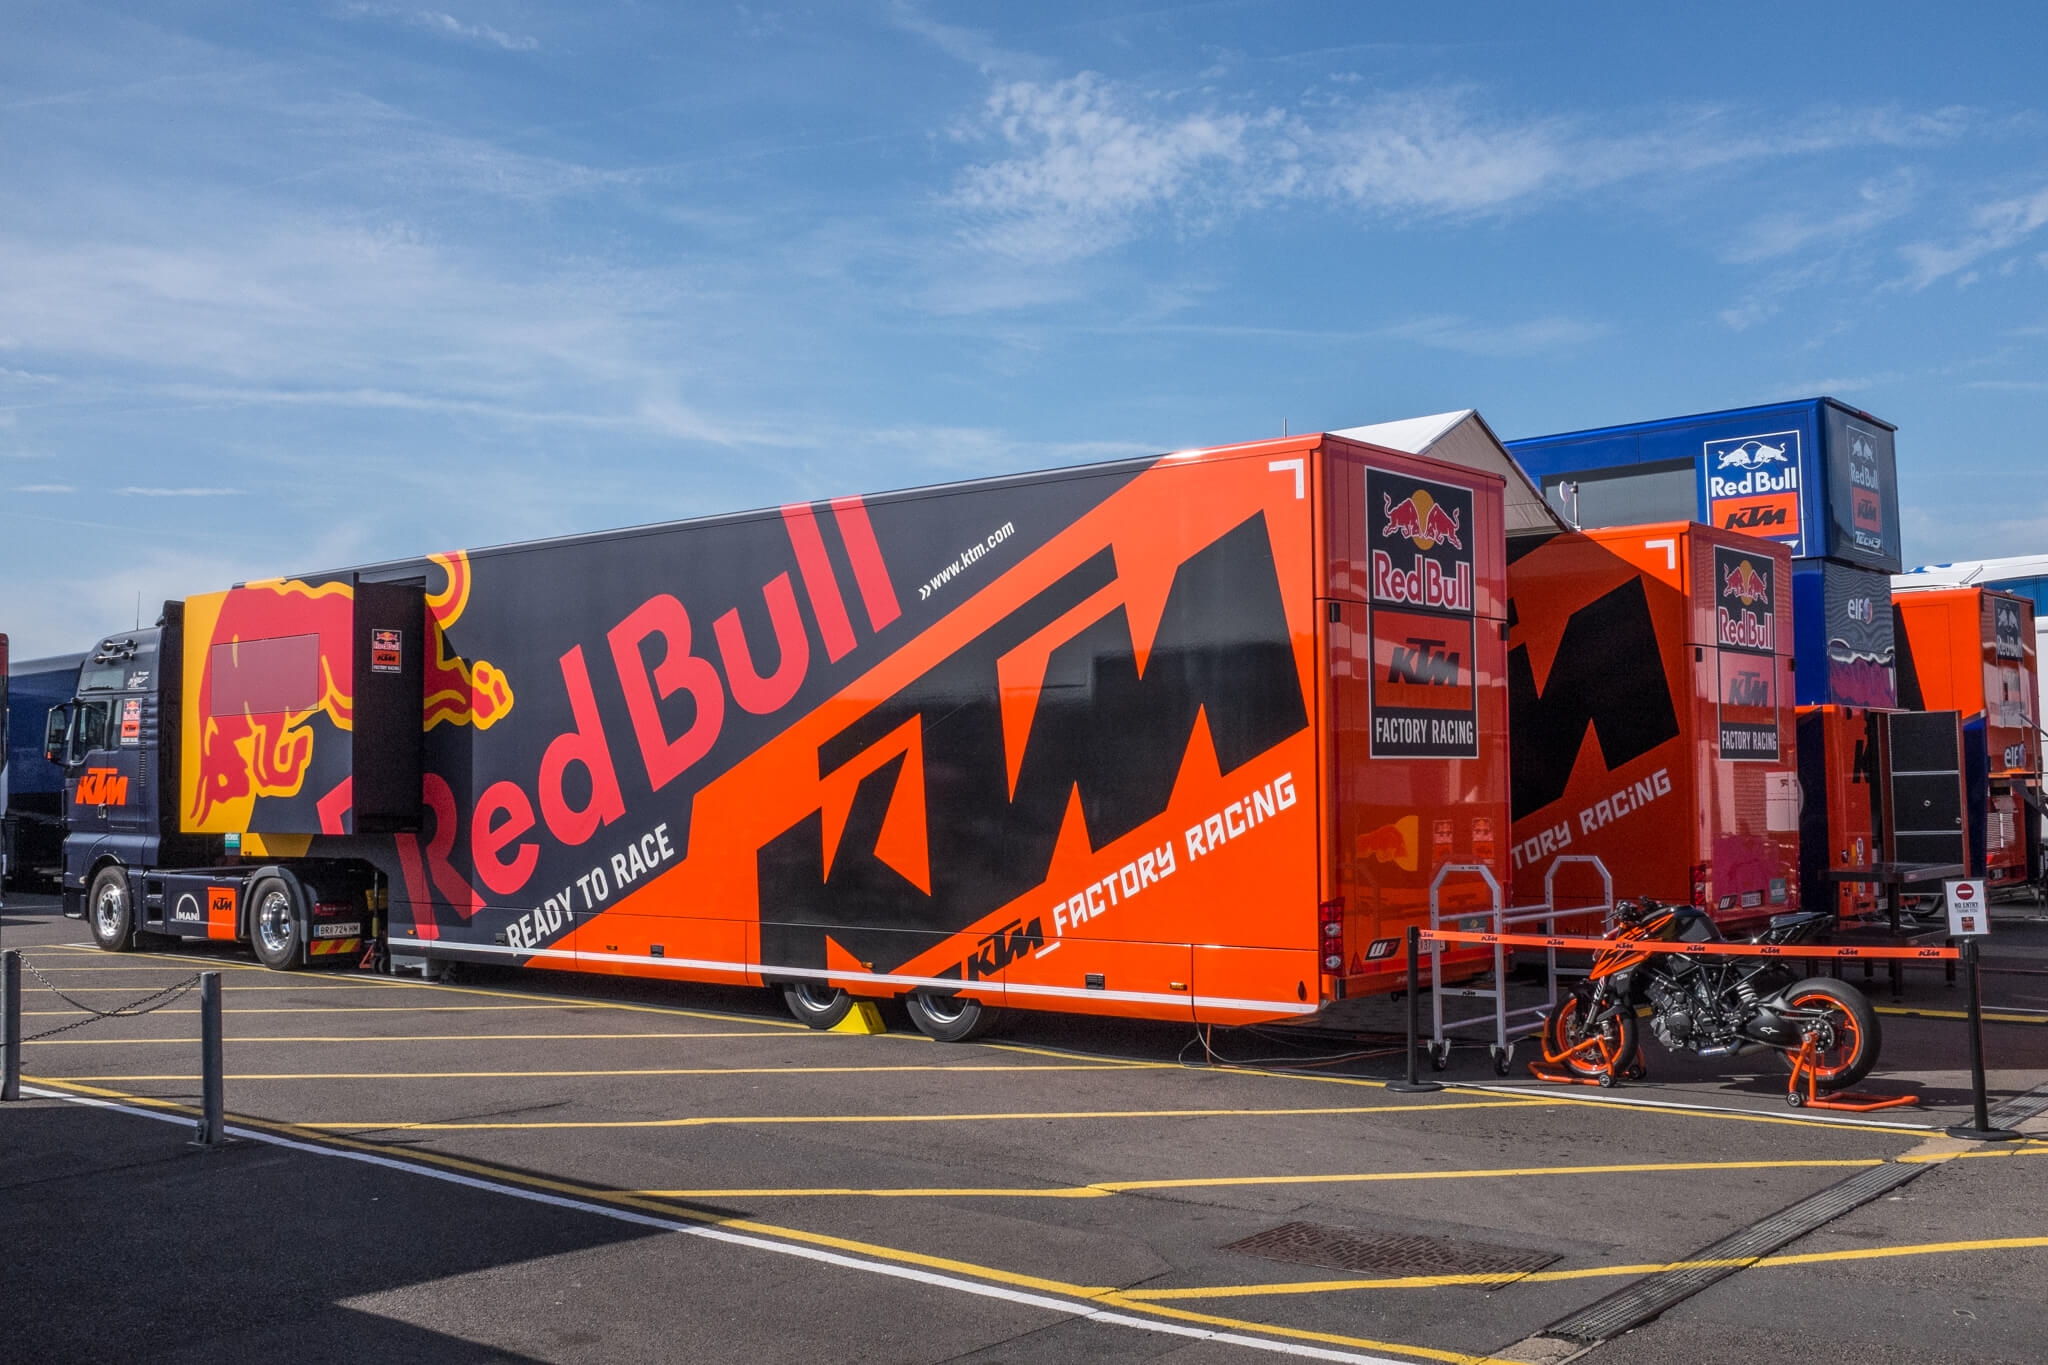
[1784,1037,1919,1112]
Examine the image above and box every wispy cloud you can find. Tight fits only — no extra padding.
[338,5,540,52]
[1720,171,1917,264]
[1896,183,2048,289]
[1382,313,1613,357]
[11,483,74,493]
[115,486,245,497]
[945,76,1972,267]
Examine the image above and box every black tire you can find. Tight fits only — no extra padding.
[247,876,305,971]
[88,866,136,952]
[1543,994,1638,1081]
[781,981,854,1029]
[1776,977,1880,1090]
[904,991,1000,1043]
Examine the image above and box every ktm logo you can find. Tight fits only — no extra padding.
[75,767,131,806]
[1387,638,1461,685]
[1726,670,1771,707]
[1722,505,1786,531]
[954,916,1046,982]
[1381,490,1462,551]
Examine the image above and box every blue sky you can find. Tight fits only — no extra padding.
[3,2,2045,656]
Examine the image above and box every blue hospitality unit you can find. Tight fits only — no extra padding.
[1508,398,1902,707]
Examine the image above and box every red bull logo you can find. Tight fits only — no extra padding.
[1722,558,1769,608]
[1381,490,1462,551]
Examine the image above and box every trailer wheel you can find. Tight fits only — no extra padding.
[248,877,305,971]
[781,982,854,1029]
[88,867,136,952]
[904,991,1000,1043]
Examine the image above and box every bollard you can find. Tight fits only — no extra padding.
[1387,926,1443,1094]
[194,972,225,1147]
[2,949,19,1102]
[1945,938,2020,1142]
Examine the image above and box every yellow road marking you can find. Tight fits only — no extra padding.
[53,1063,1156,1081]
[625,1157,1886,1199]
[1898,1143,2048,1164]
[25,1031,811,1045]
[294,1099,1561,1131]
[27,1076,1500,1365]
[1122,1234,2048,1300]
[22,1005,685,1015]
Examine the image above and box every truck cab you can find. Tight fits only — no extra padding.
[48,611,378,966]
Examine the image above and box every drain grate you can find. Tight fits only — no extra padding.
[1986,1080,2048,1130]
[1222,1222,1558,1278]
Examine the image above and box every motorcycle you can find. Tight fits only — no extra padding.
[1540,898,1880,1096]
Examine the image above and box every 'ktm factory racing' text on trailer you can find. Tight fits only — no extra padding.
[50,436,1510,1036]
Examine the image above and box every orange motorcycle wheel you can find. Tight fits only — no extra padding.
[1543,996,1638,1083]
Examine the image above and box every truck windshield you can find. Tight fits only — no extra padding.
[74,701,110,756]
[80,662,128,692]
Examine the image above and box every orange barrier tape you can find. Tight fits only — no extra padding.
[1418,929,1959,962]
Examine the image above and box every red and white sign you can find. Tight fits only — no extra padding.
[1945,879,1988,936]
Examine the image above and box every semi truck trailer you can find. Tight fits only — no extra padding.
[50,433,1517,1035]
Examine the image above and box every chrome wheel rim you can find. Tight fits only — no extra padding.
[792,983,842,1015]
[256,889,294,956]
[94,883,125,938]
[918,993,967,1025]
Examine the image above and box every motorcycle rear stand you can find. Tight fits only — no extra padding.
[1527,1040,1920,1113]
[1784,1037,1920,1112]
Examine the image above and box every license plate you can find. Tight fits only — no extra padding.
[312,922,362,939]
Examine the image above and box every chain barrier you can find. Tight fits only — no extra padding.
[19,958,203,1041]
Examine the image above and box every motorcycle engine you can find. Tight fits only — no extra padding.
[1648,975,1736,1052]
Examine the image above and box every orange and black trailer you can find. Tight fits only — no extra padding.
[52,435,1511,1034]
[1504,521,1799,928]
[1892,586,2043,889]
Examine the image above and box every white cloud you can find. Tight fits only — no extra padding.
[115,486,245,497]
[1896,183,2048,290]
[11,483,73,493]
[339,5,540,52]
[946,77,1973,269]
[1381,313,1612,357]
[1720,170,1916,264]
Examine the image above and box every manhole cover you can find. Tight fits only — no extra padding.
[1221,1222,1558,1277]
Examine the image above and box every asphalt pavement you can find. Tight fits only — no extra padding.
[2,891,2043,1365]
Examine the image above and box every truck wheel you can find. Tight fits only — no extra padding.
[88,867,136,952]
[904,991,1000,1043]
[781,982,853,1029]
[248,877,305,971]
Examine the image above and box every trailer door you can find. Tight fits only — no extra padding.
[1882,710,1966,868]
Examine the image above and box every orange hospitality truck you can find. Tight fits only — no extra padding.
[46,434,1514,1037]
[1504,521,1800,927]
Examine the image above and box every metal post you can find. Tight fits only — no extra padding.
[1388,927,1442,1094]
[2,950,20,1102]
[1945,938,2020,1142]
[194,972,224,1147]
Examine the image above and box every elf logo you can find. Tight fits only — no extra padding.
[74,767,131,806]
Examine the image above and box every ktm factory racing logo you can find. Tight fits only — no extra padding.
[1366,467,1478,759]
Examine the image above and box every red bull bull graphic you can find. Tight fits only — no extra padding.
[423,552,515,731]
[183,578,356,831]
[1714,546,1779,761]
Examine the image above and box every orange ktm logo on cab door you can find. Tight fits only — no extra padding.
[75,767,131,806]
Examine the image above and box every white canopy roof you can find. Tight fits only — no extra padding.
[1332,410,1570,540]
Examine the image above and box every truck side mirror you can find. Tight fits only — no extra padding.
[44,704,72,766]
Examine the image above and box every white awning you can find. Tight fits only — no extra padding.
[1333,410,1571,540]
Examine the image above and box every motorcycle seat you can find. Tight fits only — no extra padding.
[1762,911,1827,935]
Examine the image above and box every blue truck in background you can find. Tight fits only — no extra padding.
[1507,397,1904,709]
[4,644,86,890]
